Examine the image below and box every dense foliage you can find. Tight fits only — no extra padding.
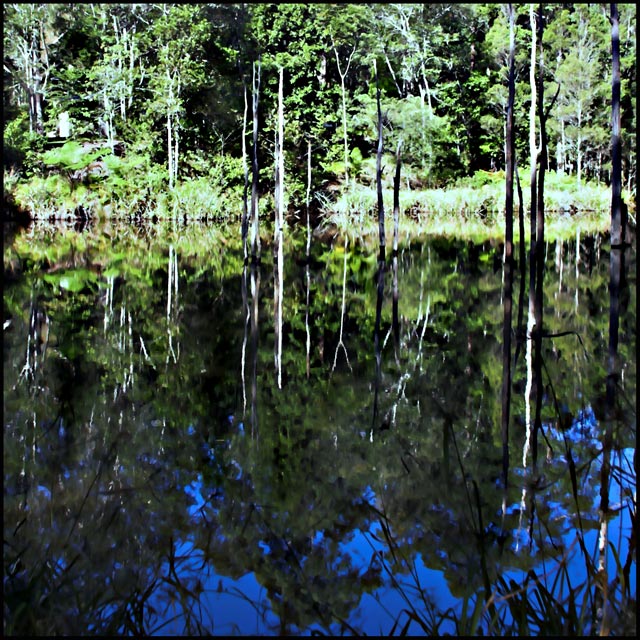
[3,3,637,220]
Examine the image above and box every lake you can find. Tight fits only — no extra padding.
[3,217,636,635]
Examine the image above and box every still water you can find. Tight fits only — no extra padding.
[3,218,636,635]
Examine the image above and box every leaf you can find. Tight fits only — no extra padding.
[44,269,98,293]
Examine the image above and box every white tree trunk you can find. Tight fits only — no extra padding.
[577,132,583,186]
[250,59,261,261]
[340,76,349,186]
[174,123,179,187]
[332,38,355,188]
[167,111,173,190]
[306,138,312,257]
[242,83,249,258]
[274,67,285,388]
[275,67,285,239]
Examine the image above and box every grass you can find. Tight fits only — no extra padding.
[6,166,243,222]
[7,161,634,243]
[318,169,634,244]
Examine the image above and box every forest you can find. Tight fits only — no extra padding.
[3,3,637,232]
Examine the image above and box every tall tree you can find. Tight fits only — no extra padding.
[523,4,538,470]
[247,4,350,201]
[274,66,285,389]
[89,6,138,149]
[548,5,609,184]
[316,3,371,186]
[375,59,385,257]
[330,34,356,187]
[500,3,516,490]
[241,82,250,261]
[609,3,626,251]
[3,3,61,135]
[532,4,555,469]
[250,58,261,263]
[145,5,209,189]
[392,139,402,358]
[597,10,628,625]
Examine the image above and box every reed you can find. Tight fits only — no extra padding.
[320,170,630,242]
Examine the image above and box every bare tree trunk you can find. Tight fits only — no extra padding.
[331,37,356,188]
[103,86,115,151]
[165,60,175,190]
[340,75,349,186]
[274,240,283,389]
[598,9,625,622]
[372,251,385,436]
[576,129,583,186]
[274,67,285,389]
[173,120,179,187]
[305,138,312,379]
[514,162,526,366]
[603,0,626,512]
[420,61,433,111]
[556,126,563,175]
[250,59,261,264]
[609,3,626,251]
[560,120,566,175]
[383,46,402,97]
[331,237,352,375]
[241,82,249,260]
[528,6,538,261]
[167,110,173,190]
[30,13,50,135]
[250,264,260,437]
[523,4,538,470]
[501,2,516,490]
[393,140,402,255]
[113,15,126,121]
[240,265,250,418]
[306,138,312,257]
[305,261,311,379]
[173,73,181,188]
[375,60,385,258]
[392,139,402,358]
[532,5,549,470]
[274,67,285,243]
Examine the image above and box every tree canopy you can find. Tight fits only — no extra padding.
[3,3,636,216]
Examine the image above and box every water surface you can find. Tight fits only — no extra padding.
[3,218,636,635]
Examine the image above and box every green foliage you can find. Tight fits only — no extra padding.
[2,3,636,221]
[457,170,506,190]
[206,153,245,189]
[43,268,99,294]
[3,112,34,169]
[349,146,363,175]
[13,174,73,217]
[322,169,615,242]
[42,141,103,171]
[165,178,232,219]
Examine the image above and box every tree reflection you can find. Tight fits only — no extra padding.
[3,222,635,635]
[250,263,261,438]
[372,248,386,436]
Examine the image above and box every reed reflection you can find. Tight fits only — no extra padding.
[250,263,261,438]
[372,247,385,436]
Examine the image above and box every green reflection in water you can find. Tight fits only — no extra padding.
[3,219,636,635]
